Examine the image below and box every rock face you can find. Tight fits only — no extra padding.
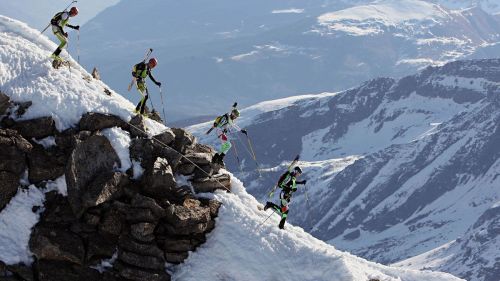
[65,133,121,217]
[0,100,226,280]
[0,129,32,211]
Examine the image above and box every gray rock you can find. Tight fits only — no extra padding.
[164,252,189,264]
[117,250,165,271]
[29,227,85,265]
[11,117,56,139]
[162,238,201,253]
[0,129,32,210]
[114,261,170,281]
[182,153,212,166]
[36,260,101,281]
[79,113,128,132]
[153,129,175,146]
[6,264,33,281]
[0,92,10,117]
[118,235,164,259]
[129,138,155,169]
[81,172,127,211]
[125,208,159,223]
[129,115,148,138]
[142,157,176,199]
[99,208,125,237]
[131,194,166,218]
[170,128,195,154]
[164,199,211,235]
[175,163,196,176]
[65,134,120,217]
[39,192,76,225]
[130,223,156,242]
[190,174,231,193]
[85,233,117,265]
[27,144,66,184]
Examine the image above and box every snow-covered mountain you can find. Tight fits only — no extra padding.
[188,59,500,281]
[0,15,464,281]
[79,0,500,121]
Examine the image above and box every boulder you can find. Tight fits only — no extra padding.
[192,164,214,180]
[142,157,176,199]
[117,250,165,271]
[6,264,34,281]
[164,252,189,264]
[156,146,183,171]
[200,198,222,218]
[170,128,195,154]
[65,134,120,217]
[99,208,125,237]
[131,194,166,218]
[114,261,170,281]
[153,129,175,146]
[129,115,148,138]
[39,192,76,225]
[36,260,101,281]
[81,172,127,212]
[118,235,164,259]
[0,92,10,117]
[130,223,156,242]
[29,227,85,265]
[11,117,56,139]
[162,238,201,253]
[0,129,32,210]
[27,144,66,184]
[85,233,117,265]
[125,208,159,224]
[192,143,215,154]
[164,199,211,235]
[190,173,231,193]
[175,163,196,175]
[79,113,128,132]
[129,138,155,169]
[182,153,212,166]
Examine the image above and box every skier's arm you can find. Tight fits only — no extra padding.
[66,24,79,30]
[148,70,161,87]
[296,180,307,185]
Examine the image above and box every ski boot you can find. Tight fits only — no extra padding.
[264,202,273,211]
[51,54,64,69]
[279,218,286,230]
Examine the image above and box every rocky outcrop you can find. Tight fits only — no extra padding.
[65,133,121,217]
[0,92,10,117]
[79,113,129,132]
[0,100,226,280]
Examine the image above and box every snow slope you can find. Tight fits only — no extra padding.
[0,15,464,281]
[173,175,462,281]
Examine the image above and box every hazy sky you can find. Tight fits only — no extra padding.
[0,0,120,29]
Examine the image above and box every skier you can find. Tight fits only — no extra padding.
[50,7,80,64]
[131,58,162,115]
[264,166,306,229]
[208,103,247,165]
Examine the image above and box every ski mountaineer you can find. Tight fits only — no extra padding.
[50,7,79,62]
[264,166,306,229]
[208,103,247,165]
[131,58,162,115]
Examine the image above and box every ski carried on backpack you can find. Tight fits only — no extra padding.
[41,0,77,34]
[268,154,300,198]
[128,48,153,91]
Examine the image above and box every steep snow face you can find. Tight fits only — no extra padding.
[188,59,500,281]
[395,201,500,281]
[173,175,463,281]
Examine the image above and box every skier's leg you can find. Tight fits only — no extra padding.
[140,92,149,115]
[135,81,146,113]
[52,30,67,59]
[264,201,279,211]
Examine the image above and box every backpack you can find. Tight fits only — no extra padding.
[51,12,64,25]
[213,114,228,128]
[132,62,147,78]
[277,171,292,189]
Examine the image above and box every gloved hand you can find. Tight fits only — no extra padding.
[297,180,307,185]
[240,129,247,135]
[233,102,238,108]
[156,82,162,87]
[74,25,80,30]
[64,32,68,37]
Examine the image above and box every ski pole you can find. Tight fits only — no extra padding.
[246,134,262,177]
[231,140,243,172]
[77,29,80,64]
[159,86,167,124]
[41,0,78,34]
[143,48,153,62]
[257,209,276,229]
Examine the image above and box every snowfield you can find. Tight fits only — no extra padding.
[0,15,466,280]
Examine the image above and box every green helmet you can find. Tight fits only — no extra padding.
[230,109,240,119]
